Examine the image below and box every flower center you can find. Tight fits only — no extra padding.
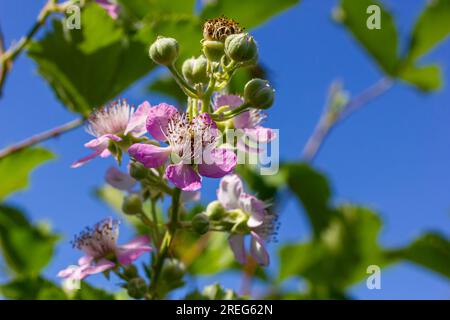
[165,113,218,164]
[86,100,133,137]
[72,218,119,259]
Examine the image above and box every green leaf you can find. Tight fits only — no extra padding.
[236,164,285,201]
[118,0,196,20]
[28,4,156,115]
[200,0,301,29]
[0,205,60,276]
[0,277,67,300]
[338,0,399,75]
[399,64,443,92]
[73,282,116,300]
[186,283,241,300]
[0,147,54,200]
[175,231,234,275]
[407,0,450,61]
[388,232,450,279]
[279,205,387,289]
[283,163,336,236]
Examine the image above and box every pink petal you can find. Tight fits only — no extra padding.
[239,194,266,228]
[81,259,115,277]
[71,150,103,168]
[146,103,178,141]
[166,163,202,191]
[244,127,276,143]
[228,234,247,265]
[124,101,151,136]
[78,255,93,266]
[215,94,243,109]
[233,111,252,129]
[250,232,270,266]
[105,167,137,191]
[96,0,120,19]
[116,236,152,265]
[128,143,171,168]
[198,147,237,178]
[217,174,243,210]
[57,265,78,278]
[119,235,151,250]
[85,134,121,151]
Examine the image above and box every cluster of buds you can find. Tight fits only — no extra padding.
[65,17,278,295]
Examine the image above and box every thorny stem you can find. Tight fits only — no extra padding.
[148,188,181,299]
[302,77,393,162]
[0,118,84,160]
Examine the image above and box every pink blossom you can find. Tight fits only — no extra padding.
[215,95,276,153]
[58,218,151,282]
[128,103,237,191]
[96,0,120,19]
[217,174,277,266]
[72,100,151,168]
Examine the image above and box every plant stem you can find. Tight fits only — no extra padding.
[168,65,198,99]
[148,188,181,298]
[0,118,84,159]
[302,77,393,162]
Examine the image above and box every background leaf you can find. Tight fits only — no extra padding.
[200,0,301,29]
[28,4,156,115]
[338,0,399,75]
[0,277,67,300]
[0,205,60,276]
[0,147,54,200]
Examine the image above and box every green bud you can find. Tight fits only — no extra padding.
[205,200,226,220]
[202,40,225,62]
[127,278,147,299]
[129,161,148,180]
[192,213,210,234]
[224,33,258,63]
[162,258,186,282]
[149,36,179,66]
[244,78,275,109]
[122,194,143,215]
[182,56,209,85]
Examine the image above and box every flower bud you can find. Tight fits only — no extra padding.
[202,40,225,62]
[149,36,179,66]
[224,33,258,63]
[192,213,210,234]
[127,278,147,299]
[244,78,275,109]
[129,161,148,180]
[161,258,186,282]
[182,56,209,85]
[205,200,226,220]
[122,194,143,215]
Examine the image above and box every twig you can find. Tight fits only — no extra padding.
[0,0,67,97]
[302,77,393,162]
[0,118,84,159]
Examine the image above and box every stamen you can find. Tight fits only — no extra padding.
[71,218,120,259]
[203,16,243,41]
[86,100,134,137]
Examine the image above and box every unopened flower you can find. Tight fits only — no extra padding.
[72,100,150,168]
[96,0,120,19]
[58,218,151,283]
[217,174,277,266]
[215,94,276,153]
[128,103,236,191]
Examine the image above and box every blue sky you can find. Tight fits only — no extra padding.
[0,0,449,299]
